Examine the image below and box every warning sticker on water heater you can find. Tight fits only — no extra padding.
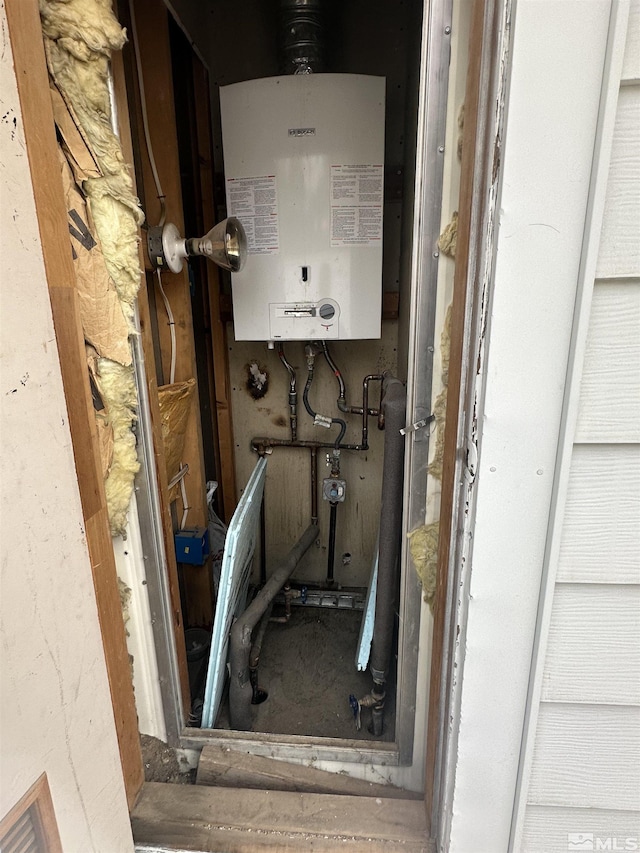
[330,165,383,247]
[226,176,279,255]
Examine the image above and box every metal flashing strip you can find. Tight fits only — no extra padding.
[396,0,454,767]
[131,307,184,744]
[201,456,268,729]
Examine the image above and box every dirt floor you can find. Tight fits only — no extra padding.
[215,606,396,741]
[140,734,195,784]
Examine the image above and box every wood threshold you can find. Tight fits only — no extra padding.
[181,726,400,767]
[196,745,421,799]
[132,782,432,852]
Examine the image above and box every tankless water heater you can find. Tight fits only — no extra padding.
[220,74,385,342]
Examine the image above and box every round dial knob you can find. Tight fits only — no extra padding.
[319,303,336,321]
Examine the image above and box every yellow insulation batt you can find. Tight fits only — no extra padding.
[438,211,458,260]
[407,522,439,611]
[41,0,144,324]
[428,303,452,482]
[41,0,145,535]
[97,358,140,537]
[59,148,132,366]
[409,303,452,608]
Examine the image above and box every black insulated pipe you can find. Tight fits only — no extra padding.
[368,375,406,736]
[302,362,347,447]
[327,501,338,584]
[228,523,318,731]
[277,343,297,441]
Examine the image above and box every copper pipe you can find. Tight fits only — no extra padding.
[251,437,366,452]
[362,375,384,449]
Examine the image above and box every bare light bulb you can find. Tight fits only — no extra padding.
[149,217,247,274]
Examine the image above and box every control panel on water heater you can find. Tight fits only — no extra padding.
[220,74,385,342]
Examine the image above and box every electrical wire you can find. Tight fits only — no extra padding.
[156,269,190,529]
[128,0,166,225]
[129,3,190,529]
[179,470,191,530]
[156,270,177,385]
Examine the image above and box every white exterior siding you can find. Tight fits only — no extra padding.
[520,2,640,848]
[595,87,640,279]
[541,585,640,705]
[443,1,640,851]
[557,445,640,585]
[527,705,640,811]
[524,807,640,851]
[574,281,640,442]
[442,1,622,850]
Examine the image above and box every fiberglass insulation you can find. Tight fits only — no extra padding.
[41,0,144,535]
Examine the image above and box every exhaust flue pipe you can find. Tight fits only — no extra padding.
[229,522,319,731]
[279,0,325,74]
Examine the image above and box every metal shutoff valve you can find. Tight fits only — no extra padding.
[322,478,347,503]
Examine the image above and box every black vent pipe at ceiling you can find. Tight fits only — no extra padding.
[279,0,325,74]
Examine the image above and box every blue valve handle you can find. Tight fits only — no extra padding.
[348,694,362,730]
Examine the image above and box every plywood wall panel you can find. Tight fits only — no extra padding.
[228,330,398,587]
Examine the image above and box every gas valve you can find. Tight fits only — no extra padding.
[322,478,347,503]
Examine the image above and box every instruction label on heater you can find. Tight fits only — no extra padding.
[330,165,383,247]
[226,176,279,255]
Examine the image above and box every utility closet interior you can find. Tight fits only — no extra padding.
[110,0,467,755]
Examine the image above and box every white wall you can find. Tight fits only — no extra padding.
[0,9,134,851]
[441,1,629,850]
[516,1,640,847]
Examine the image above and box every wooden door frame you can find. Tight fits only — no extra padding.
[4,0,144,809]
[424,0,509,834]
[116,0,238,636]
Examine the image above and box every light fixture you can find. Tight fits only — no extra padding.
[148,217,247,274]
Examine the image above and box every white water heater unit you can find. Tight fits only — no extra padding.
[220,74,385,342]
